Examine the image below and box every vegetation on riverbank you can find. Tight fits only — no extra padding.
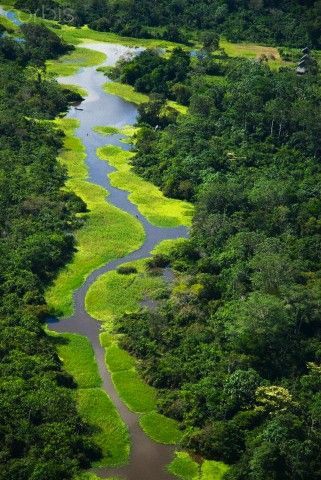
[85,258,166,324]
[103,82,149,105]
[47,46,106,76]
[51,331,130,467]
[97,144,193,227]
[0,25,102,479]
[100,333,182,444]
[168,452,229,480]
[45,118,145,317]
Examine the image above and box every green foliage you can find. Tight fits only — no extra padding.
[114,54,321,480]
[139,412,183,444]
[0,41,97,479]
[96,144,193,227]
[16,0,316,47]
[45,118,144,317]
[77,388,130,467]
[50,332,101,389]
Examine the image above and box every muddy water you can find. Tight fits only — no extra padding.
[47,42,188,479]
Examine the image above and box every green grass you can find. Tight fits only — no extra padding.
[61,83,88,97]
[166,100,188,115]
[47,47,106,76]
[77,388,130,467]
[112,369,157,413]
[105,342,136,372]
[93,125,121,136]
[103,82,188,114]
[151,238,188,256]
[0,14,19,32]
[97,145,193,227]
[168,452,199,480]
[168,453,229,480]
[48,330,129,468]
[51,332,101,389]
[58,26,188,49]
[45,118,145,317]
[85,258,165,324]
[103,82,149,105]
[139,412,183,444]
[201,461,229,480]
[100,333,185,442]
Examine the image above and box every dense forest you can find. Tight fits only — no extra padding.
[0,26,98,480]
[111,47,321,479]
[14,0,321,47]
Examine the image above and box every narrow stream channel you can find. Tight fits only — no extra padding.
[49,42,188,479]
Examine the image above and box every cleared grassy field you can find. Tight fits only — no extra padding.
[85,258,165,324]
[51,332,101,388]
[45,118,145,317]
[168,452,229,480]
[103,82,149,105]
[47,47,106,76]
[97,144,193,227]
[77,388,130,467]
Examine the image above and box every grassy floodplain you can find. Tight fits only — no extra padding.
[50,332,130,467]
[168,452,229,480]
[97,144,193,227]
[94,239,184,444]
[85,258,165,323]
[93,125,121,135]
[47,47,106,76]
[61,83,88,97]
[101,333,182,444]
[103,82,149,105]
[45,118,144,317]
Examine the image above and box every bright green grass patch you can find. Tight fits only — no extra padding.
[45,118,145,317]
[77,388,130,467]
[166,100,188,115]
[151,238,188,256]
[85,258,165,324]
[99,331,114,348]
[105,342,136,372]
[51,332,101,389]
[61,83,88,97]
[93,125,121,136]
[139,412,183,444]
[168,452,199,480]
[97,145,193,227]
[112,369,157,413]
[47,47,106,76]
[103,82,149,105]
[58,25,187,49]
[103,81,187,114]
[168,453,229,480]
[0,14,18,32]
[201,460,229,480]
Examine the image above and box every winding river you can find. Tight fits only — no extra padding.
[0,6,189,476]
[49,41,188,480]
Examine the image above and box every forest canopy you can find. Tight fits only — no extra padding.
[112,47,321,480]
[14,0,321,47]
